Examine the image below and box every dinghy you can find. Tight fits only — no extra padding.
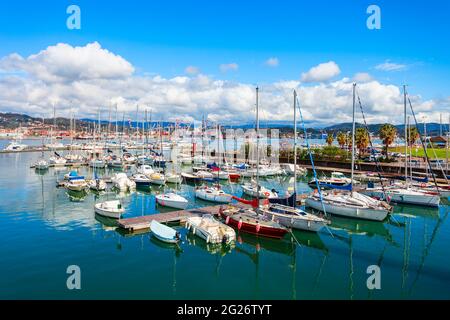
[156,193,189,210]
[195,186,232,203]
[94,200,125,219]
[186,214,236,244]
[150,220,181,244]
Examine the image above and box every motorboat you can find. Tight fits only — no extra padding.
[66,175,88,192]
[34,159,49,170]
[361,186,441,207]
[4,141,27,151]
[181,172,201,183]
[219,206,288,239]
[88,178,107,191]
[49,155,67,166]
[137,165,155,177]
[195,185,232,203]
[108,156,123,168]
[165,173,183,184]
[155,193,189,209]
[132,173,152,187]
[150,220,181,244]
[308,172,352,188]
[94,200,125,219]
[111,173,136,192]
[186,214,236,244]
[149,172,166,185]
[241,182,278,199]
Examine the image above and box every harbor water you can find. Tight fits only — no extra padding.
[0,142,449,299]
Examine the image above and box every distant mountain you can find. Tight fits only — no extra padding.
[1,112,448,136]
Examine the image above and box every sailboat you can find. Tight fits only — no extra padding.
[34,131,49,170]
[361,85,441,207]
[220,87,288,239]
[261,90,331,232]
[305,83,392,221]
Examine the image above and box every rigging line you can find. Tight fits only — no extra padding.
[407,95,440,193]
[426,136,449,184]
[296,94,334,238]
[355,89,388,198]
[356,89,401,226]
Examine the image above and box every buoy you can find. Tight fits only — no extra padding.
[225,216,230,224]
[238,219,243,230]
[256,222,261,233]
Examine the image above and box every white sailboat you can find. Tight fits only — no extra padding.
[262,90,331,232]
[361,85,441,208]
[305,83,391,221]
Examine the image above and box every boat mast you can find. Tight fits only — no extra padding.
[256,87,260,210]
[293,90,297,196]
[404,85,408,187]
[115,104,118,139]
[351,83,356,195]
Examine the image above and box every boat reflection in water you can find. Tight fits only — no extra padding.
[186,232,235,256]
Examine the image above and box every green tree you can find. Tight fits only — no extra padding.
[326,132,334,146]
[408,126,420,146]
[337,132,347,148]
[355,128,370,158]
[379,124,397,159]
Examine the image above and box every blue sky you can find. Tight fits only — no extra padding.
[0,0,449,124]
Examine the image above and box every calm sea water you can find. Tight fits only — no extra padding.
[0,140,449,300]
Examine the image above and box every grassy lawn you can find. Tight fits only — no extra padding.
[389,146,449,159]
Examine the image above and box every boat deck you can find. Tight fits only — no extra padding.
[117,205,224,231]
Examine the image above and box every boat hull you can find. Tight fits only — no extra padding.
[362,189,440,207]
[305,198,389,221]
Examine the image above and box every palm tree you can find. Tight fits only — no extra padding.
[355,128,370,158]
[337,132,346,149]
[326,132,334,146]
[379,124,397,159]
[408,126,420,147]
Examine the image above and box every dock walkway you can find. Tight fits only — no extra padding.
[117,205,223,231]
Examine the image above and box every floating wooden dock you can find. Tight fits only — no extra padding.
[117,205,223,232]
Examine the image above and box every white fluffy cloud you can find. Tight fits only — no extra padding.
[301,61,341,82]
[0,43,446,126]
[0,42,134,83]
[353,72,373,82]
[265,57,279,67]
